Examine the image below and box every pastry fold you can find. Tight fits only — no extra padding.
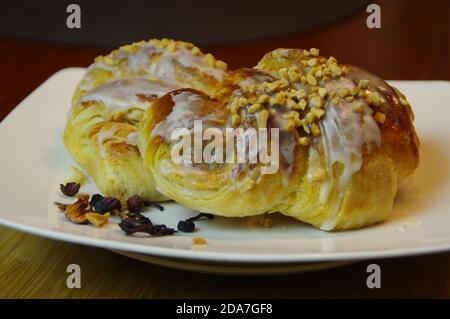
[64,39,228,201]
[138,48,419,230]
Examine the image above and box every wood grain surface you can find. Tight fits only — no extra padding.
[0,0,449,298]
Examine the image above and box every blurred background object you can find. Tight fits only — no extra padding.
[1,0,450,299]
[0,0,369,47]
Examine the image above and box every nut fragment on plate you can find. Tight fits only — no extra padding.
[54,195,110,227]
[85,212,110,227]
[192,237,207,245]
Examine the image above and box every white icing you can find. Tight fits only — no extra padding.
[318,95,381,230]
[80,78,182,114]
[126,132,138,146]
[97,128,117,144]
[125,43,225,81]
[151,91,202,140]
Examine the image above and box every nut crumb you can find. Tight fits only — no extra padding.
[192,237,207,245]
[85,212,110,227]
[259,215,274,228]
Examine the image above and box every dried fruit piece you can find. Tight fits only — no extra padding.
[177,213,214,233]
[85,212,110,227]
[89,194,103,206]
[118,220,176,237]
[64,197,89,224]
[177,220,195,233]
[127,195,145,213]
[54,201,69,212]
[60,182,80,197]
[93,197,121,214]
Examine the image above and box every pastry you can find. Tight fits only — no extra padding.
[64,39,228,201]
[138,48,419,230]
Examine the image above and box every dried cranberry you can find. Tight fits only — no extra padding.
[118,220,176,236]
[176,213,214,233]
[177,219,195,233]
[89,194,103,206]
[127,195,145,213]
[93,197,121,214]
[60,182,80,197]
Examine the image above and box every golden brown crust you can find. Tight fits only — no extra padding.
[139,47,420,230]
[64,39,228,201]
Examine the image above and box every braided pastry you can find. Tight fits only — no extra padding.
[138,48,419,230]
[64,39,228,201]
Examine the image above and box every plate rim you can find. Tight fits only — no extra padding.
[1,216,450,263]
[1,67,450,265]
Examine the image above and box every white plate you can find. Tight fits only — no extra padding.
[1,68,450,274]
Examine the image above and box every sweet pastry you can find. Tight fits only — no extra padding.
[138,48,419,230]
[64,39,228,201]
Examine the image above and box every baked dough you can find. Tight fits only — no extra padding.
[64,39,228,201]
[138,48,419,230]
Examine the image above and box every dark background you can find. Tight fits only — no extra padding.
[0,0,449,298]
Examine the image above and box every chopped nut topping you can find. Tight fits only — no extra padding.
[311,123,321,136]
[307,58,317,67]
[372,91,381,107]
[248,103,261,113]
[191,46,201,55]
[298,99,307,110]
[288,69,301,82]
[311,107,325,119]
[279,68,289,79]
[345,96,355,102]
[310,48,320,56]
[215,60,227,71]
[374,112,386,124]
[352,102,365,113]
[359,79,370,89]
[329,64,342,76]
[298,137,309,146]
[306,73,317,86]
[337,88,349,98]
[257,110,269,128]
[238,97,248,106]
[310,95,323,108]
[399,96,409,106]
[286,98,298,110]
[166,41,176,52]
[231,114,241,127]
[284,120,296,132]
[296,89,306,100]
[258,94,270,104]
[318,87,328,98]
[203,53,215,68]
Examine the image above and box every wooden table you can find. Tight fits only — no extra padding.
[1,0,449,298]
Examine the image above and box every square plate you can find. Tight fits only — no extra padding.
[1,68,450,272]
